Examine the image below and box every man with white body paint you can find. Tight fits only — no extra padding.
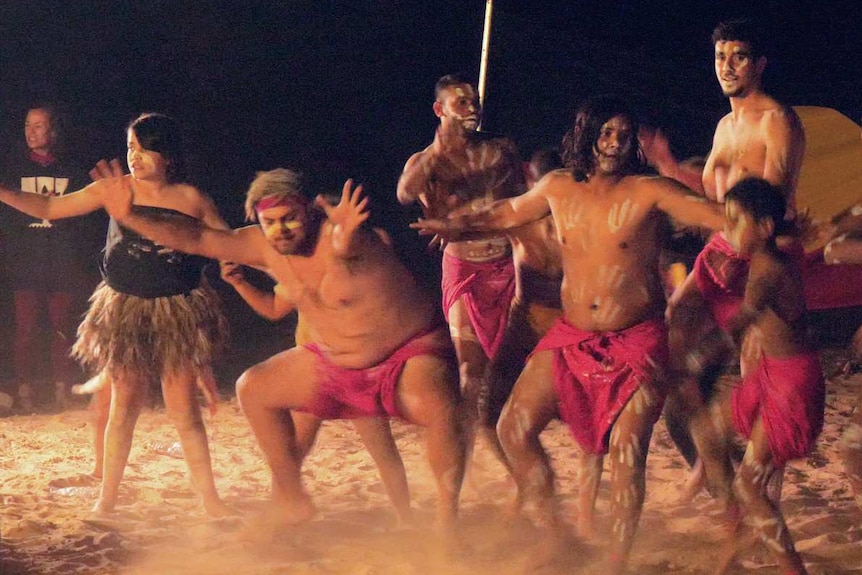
[398,73,525,469]
[413,96,725,574]
[99,167,466,531]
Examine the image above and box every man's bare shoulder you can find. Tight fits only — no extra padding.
[537,168,576,195]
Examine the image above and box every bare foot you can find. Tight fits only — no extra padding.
[680,459,706,503]
[204,498,240,518]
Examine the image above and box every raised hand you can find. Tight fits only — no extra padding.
[89,158,124,181]
[315,179,370,253]
[100,171,135,223]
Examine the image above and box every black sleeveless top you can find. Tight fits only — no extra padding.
[101,205,208,298]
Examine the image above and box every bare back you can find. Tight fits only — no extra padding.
[742,248,809,358]
[265,222,437,369]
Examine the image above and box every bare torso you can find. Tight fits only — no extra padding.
[266,223,437,369]
[743,250,809,358]
[703,96,804,217]
[542,171,668,331]
[407,136,523,263]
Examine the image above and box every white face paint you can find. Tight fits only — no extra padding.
[851,204,862,217]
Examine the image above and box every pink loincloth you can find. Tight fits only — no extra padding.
[531,316,669,455]
[731,352,825,468]
[692,233,749,333]
[694,234,862,319]
[441,252,516,360]
[301,327,455,420]
[802,249,862,311]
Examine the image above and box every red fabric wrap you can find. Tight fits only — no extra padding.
[692,233,749,333]
[441,252,516,360]
[731,352,825,467]
[694,234,862,319]
[531,316,669,455]
[254,195,294,213]
[300,326,454,420]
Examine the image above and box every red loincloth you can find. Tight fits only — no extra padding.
[301,327,455,420]
[694,234,862,321]
[731,352,825,468]
[531,316,669,455]
[441,252,516,360]
[692,233,749,333]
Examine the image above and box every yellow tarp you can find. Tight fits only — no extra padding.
[794,106,862,250]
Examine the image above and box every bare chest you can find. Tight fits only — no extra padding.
[428,145,507,201]
[551,193,653,256]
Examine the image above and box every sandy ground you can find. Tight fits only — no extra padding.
[1,354,861,575]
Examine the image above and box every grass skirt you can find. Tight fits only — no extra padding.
[72,280,228,386]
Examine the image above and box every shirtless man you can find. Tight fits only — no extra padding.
[397,74,525,466]
[100,167,466,529]
[219,260,413,523]
[413,96,725,574]
[642,19,806,483]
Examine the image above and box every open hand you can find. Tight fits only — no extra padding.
[315,179,369,250]
[89,158,124,181]
[100,171,134,223]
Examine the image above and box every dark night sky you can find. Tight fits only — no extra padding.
[1,0,860,234]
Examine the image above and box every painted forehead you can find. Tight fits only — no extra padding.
[715,40,752,54]
[445,84,475,99]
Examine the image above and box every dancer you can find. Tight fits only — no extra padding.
[0,113,232,516]
[397,73,524,466]
[644,19,806,489]
[413,96,725,574]
[692,178,823,575]
[99,167,466,530]
[219,260,413,523]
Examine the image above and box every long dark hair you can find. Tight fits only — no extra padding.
[560,96,646,182]
[128,113,187,183]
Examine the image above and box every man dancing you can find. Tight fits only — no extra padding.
[100,167,466,530]
[413,96,725,574]
[397,74,525,466]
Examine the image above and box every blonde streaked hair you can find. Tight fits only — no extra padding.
[244,168,305,222]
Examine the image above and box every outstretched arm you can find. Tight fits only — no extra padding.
[649,176,725,232]
[315,179,370,259]
[0,173,105,220]
[411,173,552,239]
[101,174,270,268]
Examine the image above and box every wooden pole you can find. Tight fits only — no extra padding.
[477,0,494,131]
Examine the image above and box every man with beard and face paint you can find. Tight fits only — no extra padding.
[217,259,414,525]
[397,73,525,475]
[99,167,466,533]
[413,96,725,574]
[639,19,807,500]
